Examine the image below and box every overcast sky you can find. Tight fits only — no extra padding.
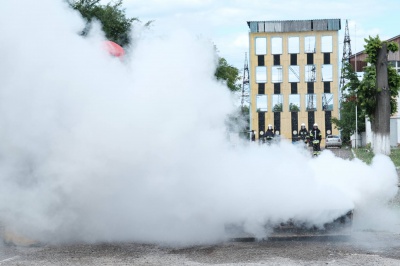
[122,0,400,70]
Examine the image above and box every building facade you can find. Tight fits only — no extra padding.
[247,19,341,144]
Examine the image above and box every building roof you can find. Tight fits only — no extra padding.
[247,19,341,33]
[349,34,400,59]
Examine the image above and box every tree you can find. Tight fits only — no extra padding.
[225,106,250,140]
[332,98,365,144]
[215,57,241,92]
[289,103,300,112]
[272,103,283,112]
[332,62,365,144]
[214,54,249,139]
[68,0,138,47]
[353,36,400,154]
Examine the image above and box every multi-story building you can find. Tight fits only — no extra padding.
[247,19,341,144]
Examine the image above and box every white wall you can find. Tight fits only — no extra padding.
[365,117,372,145]
[364,116,399,147]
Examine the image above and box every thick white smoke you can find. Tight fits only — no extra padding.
[0,0,398,245]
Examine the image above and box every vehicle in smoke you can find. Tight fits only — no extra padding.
[226,210,353,241]
[269,210,353,239]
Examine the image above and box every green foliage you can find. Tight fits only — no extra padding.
[225,106,250,140]
[332,62,365,143]
[354,147,400,167]
[388,41,399,53]
[272,103,282,112]
[358,65,377,117]
[355,36,400,119]
[289,103,300,112]
[389,148,400,167]
[388,65,400,114]
[353,148,374,165]
[69,0,137,46]
[363,35,382,65]
[331,99,365,144]
[215,57,241,92]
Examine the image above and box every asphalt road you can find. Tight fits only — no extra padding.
[2,234,400,265]
[1,147,400,265]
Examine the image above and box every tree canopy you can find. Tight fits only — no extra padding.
[354,36,400,119]
[214,57,241,92]
[332,62,365,143]
[68,0,137,46]
[334,35,400,153]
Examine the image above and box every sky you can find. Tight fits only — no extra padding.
[123,0,400,71]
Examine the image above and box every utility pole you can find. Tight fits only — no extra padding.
[241,52,250,108]
[339,19,353,144]
[241,52,251,140]
[339,19,352,93]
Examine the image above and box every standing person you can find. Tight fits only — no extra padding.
[251,130,256,142]
[309,123,322,155]
[298,123,308,144]
[265,124,275,144]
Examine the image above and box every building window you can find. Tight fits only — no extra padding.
[255,37,267,55]
[291,83,298,94]
[307,53,314,64]
[256,95,268,112]
[271,37,282,55]
[288,37,299,54]
[288,65,300,83]
[321,36,333,53]
[306,94,317,111]
[305,65,316,82]
[272,66,283,83]
[290,54,297,65]
[305,36,316,53]
[321,64,333,82]
[323,53,330,64]
[272,94,283,112]
[322,93,334,111]
[324,82,331,93]
[273,55,280,65]
[258,55,265,66]
[289,94,300,112]
[255,66,267,83]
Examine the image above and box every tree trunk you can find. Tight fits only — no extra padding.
[372,43,391,155]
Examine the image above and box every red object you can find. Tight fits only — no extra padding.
[103,40,125,57]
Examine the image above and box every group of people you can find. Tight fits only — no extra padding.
[298,123,322,155]
[251,123,322,155]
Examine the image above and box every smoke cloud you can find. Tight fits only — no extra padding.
[0,0,398,245]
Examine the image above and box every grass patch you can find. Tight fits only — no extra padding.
[390,148,400,167]
[353,147,400,167]
[353,148,374,165]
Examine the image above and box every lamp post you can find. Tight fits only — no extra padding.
[354,23,358,149]
[355,94,358,149]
